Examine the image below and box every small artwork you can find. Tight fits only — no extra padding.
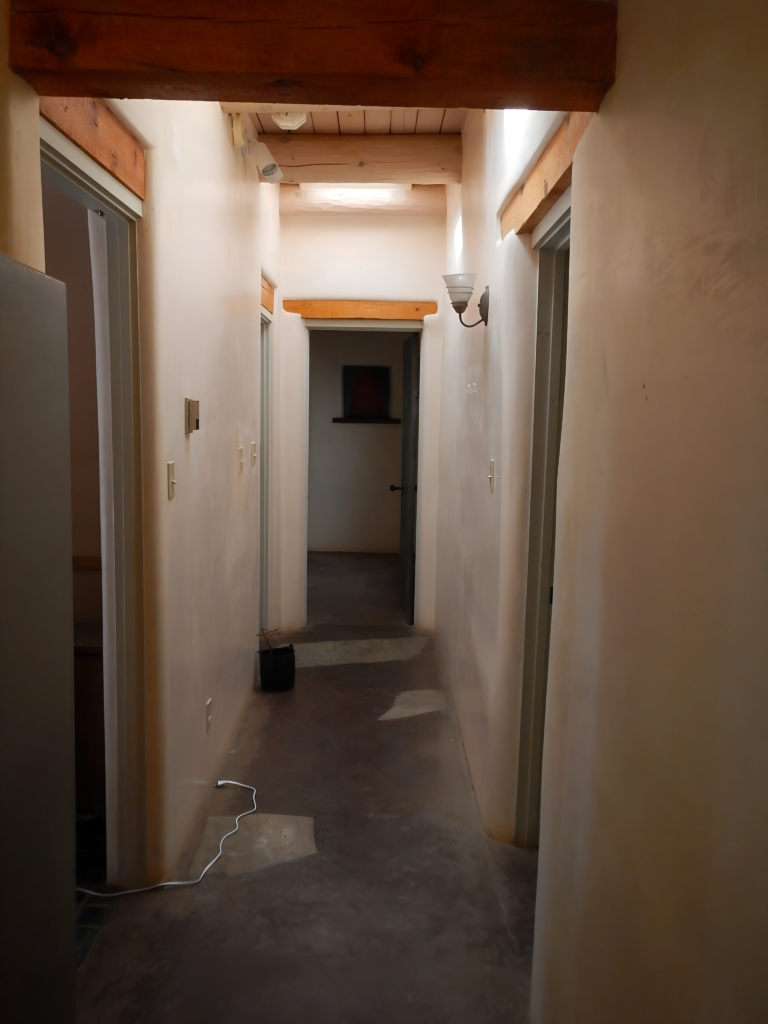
[333,366,400,424]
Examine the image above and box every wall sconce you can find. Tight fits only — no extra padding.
[227,113,283,182]
[443,274,489,327]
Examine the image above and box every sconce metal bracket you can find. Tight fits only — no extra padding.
[458,286,489,328]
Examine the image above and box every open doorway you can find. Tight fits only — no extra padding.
[307,329,420,627]
[516,201,571,848]
[40,128,145,921]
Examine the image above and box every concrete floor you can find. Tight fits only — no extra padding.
[307,551,407,627]
[78,553,537,1023]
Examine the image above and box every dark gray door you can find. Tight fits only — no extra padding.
[0,253,76,1021]
[398,333,421,624]
[516,214,571,849]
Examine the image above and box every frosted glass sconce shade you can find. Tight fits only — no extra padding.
[443,273,489,327]
[442,273,476,314]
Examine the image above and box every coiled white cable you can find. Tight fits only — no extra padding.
[76,780,257,898]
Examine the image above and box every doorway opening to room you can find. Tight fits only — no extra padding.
[40,121,145,944]
[307,329,421,627]
[516,199,572,849]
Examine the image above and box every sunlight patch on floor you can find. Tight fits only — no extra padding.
[188,814,317,878]
[379,689,449,720]
[293,635,428,668]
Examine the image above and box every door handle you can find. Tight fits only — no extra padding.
[389,484,403,491]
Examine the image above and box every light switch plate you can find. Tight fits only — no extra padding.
[167,461,176,499]
[185,398,200,434]
[206,698,212,732]
[251,442,257,466]
[238,446,244,472]
[488,459,495,493]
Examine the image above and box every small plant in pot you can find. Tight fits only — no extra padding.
[258,628,295,692]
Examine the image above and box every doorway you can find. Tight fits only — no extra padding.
[260,316,271,630]
[516,205,571,848]
[39,130,145,906]
[306,329,421,626]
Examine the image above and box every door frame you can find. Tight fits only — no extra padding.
[259,314,271,629]
[516,203,571,848]
[299,317,425,626]
[40,119,146,887]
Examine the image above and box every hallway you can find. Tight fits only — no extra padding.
[77,557,537,1022]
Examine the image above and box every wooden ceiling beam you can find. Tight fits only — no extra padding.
[271,133,461,184]
[39,96,146,199]
[10,2,616,111]
[501,112,593,239]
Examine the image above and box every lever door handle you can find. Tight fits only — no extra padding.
[389,484,403,491]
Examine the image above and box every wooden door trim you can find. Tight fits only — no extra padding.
[284,299,437,321]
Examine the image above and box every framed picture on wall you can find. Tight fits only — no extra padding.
[333,366,401,423]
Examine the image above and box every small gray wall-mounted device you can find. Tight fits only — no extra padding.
[185,398,200,434]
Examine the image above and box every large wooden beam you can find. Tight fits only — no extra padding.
[270,133,461,184]
[500,112,593,239]
[283,299,437,321]
[10,2,616,112]
[39,96,146,199]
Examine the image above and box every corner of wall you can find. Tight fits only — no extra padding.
[0,0,45,272]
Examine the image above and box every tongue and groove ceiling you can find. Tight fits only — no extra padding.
[242,107,469,136]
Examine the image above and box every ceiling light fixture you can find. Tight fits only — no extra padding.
[443,274,489,327]
[297,183,411,205]
[227,113,282,182]
[272,111,308,130]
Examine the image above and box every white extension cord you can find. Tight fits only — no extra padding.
[76,780,257,898]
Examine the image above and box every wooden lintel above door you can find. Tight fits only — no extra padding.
[10,2,616,112]
[283,300,437,321]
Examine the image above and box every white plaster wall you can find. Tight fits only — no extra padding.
[278,214,445,632]
[531,2,768,1020]
[108,100,272,878]
[308,331,405,553]
[436,109,563,842]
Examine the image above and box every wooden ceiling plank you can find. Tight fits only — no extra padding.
[272,133,461,184]
[338,109,365,134]
[39,96,146,199]
[415,108,445,134]
[500,111,594,239]
[257,112,282,133]
[440,108,469,133]
[283,299,438,321]
[364,109,392,134]
[292,112,315,133]
[310,110,340,134]
[403,109,419,134]
[9,2,617,111]
[390,108,406,135]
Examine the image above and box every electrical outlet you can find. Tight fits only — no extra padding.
[206,698,212,732]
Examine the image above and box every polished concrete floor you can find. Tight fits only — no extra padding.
[307,551,406,627]
[78,553,537,1022]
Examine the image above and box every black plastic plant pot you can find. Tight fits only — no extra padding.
[259,644,295,692]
